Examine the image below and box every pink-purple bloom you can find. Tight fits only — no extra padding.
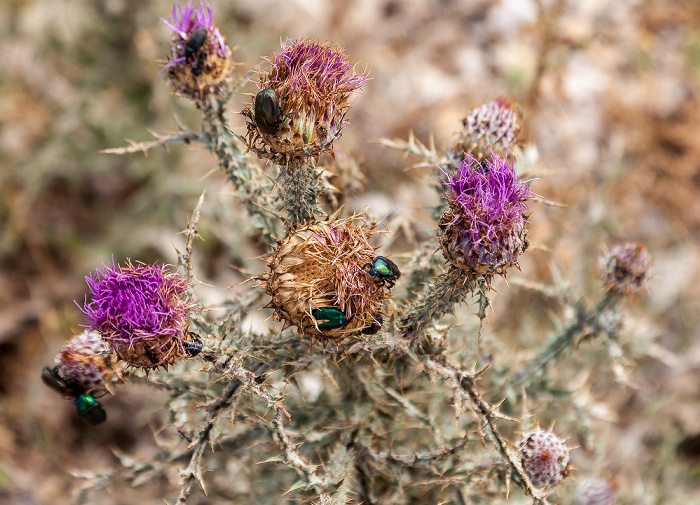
[79,259,193,368]
[161,0,226,59]
[438,151,531,280]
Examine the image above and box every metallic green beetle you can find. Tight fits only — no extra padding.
[254,88,285,135]
[41,366,107,425]
[361,256,401,290]
[311,307,348,330]
[73,393,107,425]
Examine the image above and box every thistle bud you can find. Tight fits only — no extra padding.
[438,151,531,285]
[575,477,616,505]
[54,331,121,395]
[161,0,234,100]
[516,428,571,490]
[256,214,389,341]
[452,97,521,162]
[79,259,196,370]
[599,242,651,296]
[243,38,369,168]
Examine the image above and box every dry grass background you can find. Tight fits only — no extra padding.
[1,0,700,503]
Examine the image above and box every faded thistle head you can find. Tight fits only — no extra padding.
[575,477,616,505]
[452,97,521,163]
[161,0,233,100]
[516,427,572,490]
[438,151,531,285]
[54,331,121,395]
[256,213,389,342]
[599,242,651,296]
[243,38,369,168]
[80,259,196,369]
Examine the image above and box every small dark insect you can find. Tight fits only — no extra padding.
[361,315,383,335]
[254,375,265,385]
[41,367,106,425]
[184,334,203,358]
[184,28,208,60]
[360,256,401,290]
[311,307,349,330]
[254,88,285,135]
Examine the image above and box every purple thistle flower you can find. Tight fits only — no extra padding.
[438,150,531,282]
[79,259,194,369]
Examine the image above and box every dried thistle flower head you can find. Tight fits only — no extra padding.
[575,476,617,505]
[452,97,521,162]
[161,0,233,100]
[256,213,390,341]
[79,259,195,369]
[243,38,369,168]
[516,428,571,490]
[438,151,531,285]
[599,242,651,295]
[54,331,121,395]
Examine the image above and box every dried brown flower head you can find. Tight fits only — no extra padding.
[256,213,391,341]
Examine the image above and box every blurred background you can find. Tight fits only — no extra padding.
[1,0,699,503]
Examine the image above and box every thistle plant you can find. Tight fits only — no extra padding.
[40,2,657,504]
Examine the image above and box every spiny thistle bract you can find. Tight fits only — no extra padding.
[575,476,617,505]
[256,213,390,341]
[161,0,233,100]
[438,151,531,285]
[599,242,651,296]
[54,331,121,396]
[243,37,369,168]
[79,259,196,369]
[451,97,522,163]
[516,428,572,490]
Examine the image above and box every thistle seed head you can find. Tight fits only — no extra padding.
[575,477,617,505]
[161,0,234,100]
[243,38,369,168]
[256,213,389,341]
[438,151,531,285]
[599,242,651,296]
[79,259,195,370]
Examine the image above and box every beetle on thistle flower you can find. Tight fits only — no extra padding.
[243,38,369,168]
[161,0,234,100]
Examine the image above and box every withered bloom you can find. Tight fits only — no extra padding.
[54,331,121,396]
[256,213,389,342]
[243,38,369,168]
[161,0,234,100]
[599,242,651,296]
